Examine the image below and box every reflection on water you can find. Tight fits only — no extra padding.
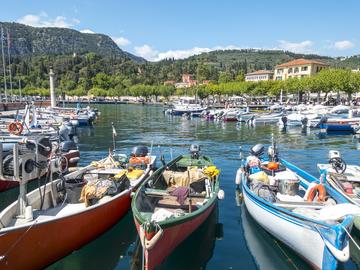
[48,211,137,270]
[2,104,360,270]
[240,201,310,270]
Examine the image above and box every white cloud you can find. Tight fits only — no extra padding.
[334,40,354,50]
[134,44,245,61]
[17,12,79,28]
[80,29,95,34]
[134,45,159,60]
[112,36,131,46]
[277,40,314,53]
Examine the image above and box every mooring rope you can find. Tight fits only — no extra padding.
[0,220,38,261]
[273,239,300,270]
[341,224,360,251]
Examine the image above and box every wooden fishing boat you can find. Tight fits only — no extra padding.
[132,144,221,270]
[237,141,355,270]
[0,144,155,270]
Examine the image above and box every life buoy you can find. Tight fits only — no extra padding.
[8,122,23,136]
[306,184,326,202]
[129,156,150,165]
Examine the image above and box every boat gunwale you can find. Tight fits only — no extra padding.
[0,159,154,233]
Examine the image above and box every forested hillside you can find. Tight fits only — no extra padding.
[0,22,360,97]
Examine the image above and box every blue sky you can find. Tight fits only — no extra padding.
[1,0,359,61]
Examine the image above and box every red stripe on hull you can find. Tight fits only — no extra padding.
[135,203,215,270]
[0,191,131,270]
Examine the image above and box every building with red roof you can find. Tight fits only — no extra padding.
[274,58,329,80]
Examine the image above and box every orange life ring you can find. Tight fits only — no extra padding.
[129,156,150,165]
[8,122,23,136]
[307,184,326,202]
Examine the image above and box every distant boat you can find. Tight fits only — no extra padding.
[132,144,221,270]
[0,145,155,269]
[170,97,207,116]
[237,141,355,270]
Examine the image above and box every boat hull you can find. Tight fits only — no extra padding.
[134,203,216,270]
[243,186,341,270]
[0,190,131,270]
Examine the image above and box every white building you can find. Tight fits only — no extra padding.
[245,70,274,82]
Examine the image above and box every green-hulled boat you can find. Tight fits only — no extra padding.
[131,145,222,270]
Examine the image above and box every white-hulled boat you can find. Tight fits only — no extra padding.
[171,97,207,116]
[237,141,356,270]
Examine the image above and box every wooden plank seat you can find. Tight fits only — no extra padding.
[156,196,204,211]
[144,188,206,198]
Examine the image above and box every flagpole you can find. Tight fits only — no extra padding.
[1,27,7,103]
[6,29,13,100]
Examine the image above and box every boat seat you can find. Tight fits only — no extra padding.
[274,201,326,209]
[157,196,204,211]
[144,188,206,198]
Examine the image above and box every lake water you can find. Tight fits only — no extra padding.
[16,104,360,269]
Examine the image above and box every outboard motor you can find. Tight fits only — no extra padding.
[131,146,149,157]
[301,117,308,127]
[316,116,328,128]
[281,116,288,126]
[59,124,71,142]
[250,144,264,157]
[190,144,201,159]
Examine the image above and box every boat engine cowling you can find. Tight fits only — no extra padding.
[250,144,264,157]
[190,144,200,159]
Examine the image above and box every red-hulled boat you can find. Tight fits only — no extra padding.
[0,147,155,269]
[132,145,221,269]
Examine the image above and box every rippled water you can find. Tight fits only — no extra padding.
[5,104,360,270]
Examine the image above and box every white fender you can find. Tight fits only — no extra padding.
[235,168,243,185]
[217,189,225,200]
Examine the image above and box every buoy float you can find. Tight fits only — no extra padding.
[306,184,327,202]
[235,168,243,185]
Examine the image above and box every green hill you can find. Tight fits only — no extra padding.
[0,22,144,63]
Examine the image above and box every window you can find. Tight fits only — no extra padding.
[276,76,282,80]
[301,66,308,71]
[277,69,283,74]
[294,67,299,73]
[288,68,293,73]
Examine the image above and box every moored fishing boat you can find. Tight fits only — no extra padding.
[0,143,155,270]
[317,150,360,231]
[236,139,356,270]
[132,144,222,270]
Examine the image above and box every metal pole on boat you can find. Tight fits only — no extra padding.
[1,27,8,103]
[14,143,27,217]
[49,67,56,108]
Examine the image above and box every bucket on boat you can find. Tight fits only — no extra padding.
[278,179,300,196]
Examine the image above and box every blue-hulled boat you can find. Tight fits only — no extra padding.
[236,140,355,270]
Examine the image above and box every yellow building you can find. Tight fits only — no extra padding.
[274,58,329,80]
